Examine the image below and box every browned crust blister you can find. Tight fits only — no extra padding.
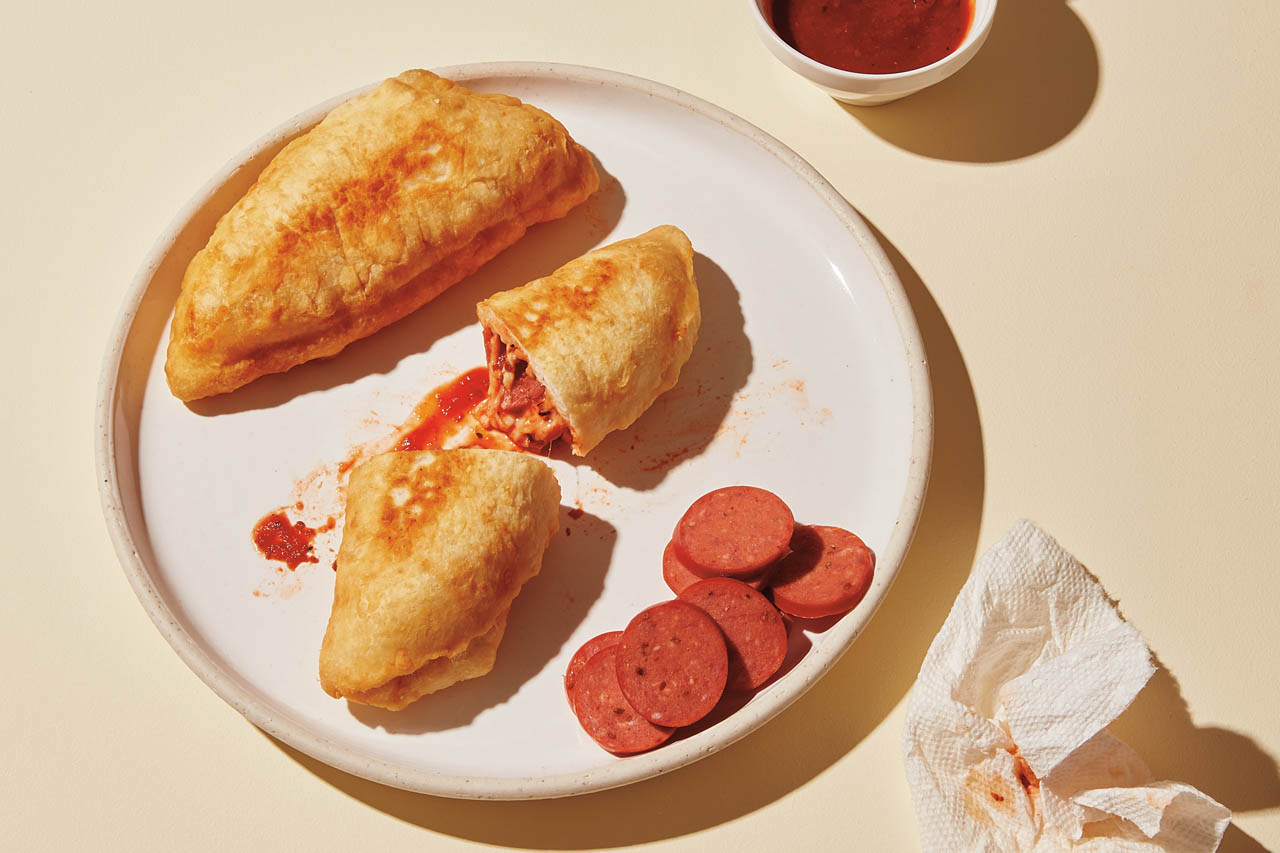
[165,69,599,401]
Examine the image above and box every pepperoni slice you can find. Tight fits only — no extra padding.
[500,372,545,413]
[769,525,875,619]
[564,631,623,711]
[672,486,795,579]
[662,540,771,595]
[616,600,728,727]
[572,646,673,755]
[678,578,788,691]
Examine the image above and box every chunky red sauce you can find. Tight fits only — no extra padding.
[252,512,320,570]
[396,367,491,451]
[771,0,973,74]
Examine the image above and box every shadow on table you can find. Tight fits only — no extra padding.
[268,221,990,846]
[845,0,1099,162]
[1219,825,1274,853]
[1108,659,1280,852]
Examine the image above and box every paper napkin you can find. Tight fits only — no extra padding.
[903,520,1231,852]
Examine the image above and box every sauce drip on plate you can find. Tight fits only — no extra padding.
[771,0,974,74]
[396,367,491,451]
[252,512,321,569]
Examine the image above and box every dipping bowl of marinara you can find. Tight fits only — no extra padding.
[749,0,997,105]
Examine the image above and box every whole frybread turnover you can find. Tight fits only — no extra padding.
[318,449,560,710]
[475,225,700,455]
[165,69,599,401]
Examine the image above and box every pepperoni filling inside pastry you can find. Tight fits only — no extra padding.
[479,329,570,453]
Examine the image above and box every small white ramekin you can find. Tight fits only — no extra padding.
[749,0,998,105]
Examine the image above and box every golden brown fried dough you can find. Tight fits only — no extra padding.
[166,70,598,401]
[476,225,700,455]
[340,609,509,711]
[318,449,560,710]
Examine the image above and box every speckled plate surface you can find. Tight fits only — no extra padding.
[95,63,931,799]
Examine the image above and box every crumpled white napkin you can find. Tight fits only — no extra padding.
[902,520,1231,852]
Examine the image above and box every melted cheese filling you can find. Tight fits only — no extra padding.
[479,330,569,453]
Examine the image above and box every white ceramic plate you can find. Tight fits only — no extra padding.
[96,63,931,799]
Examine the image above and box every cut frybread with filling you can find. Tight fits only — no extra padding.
[481,331,571,452]
[475,225,700,456]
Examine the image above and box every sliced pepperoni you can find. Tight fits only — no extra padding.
[672,486,795,579]
[769,525,875,619]
[572,646,673,755]
[678,578,788,691]
[663,540,770,595]
[616,600,728,727]
[564,631,623,711]
[500,372,545,413]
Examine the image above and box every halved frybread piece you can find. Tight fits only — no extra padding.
[165,69,599,401]
[475,225,700,455]
[318,449,560,710]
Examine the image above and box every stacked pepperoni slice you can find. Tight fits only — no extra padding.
[666,486,876,620]
[567,486,879,755]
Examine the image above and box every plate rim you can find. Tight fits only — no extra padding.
[94,61,933,800]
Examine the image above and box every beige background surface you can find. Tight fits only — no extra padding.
[3,0,1277,849]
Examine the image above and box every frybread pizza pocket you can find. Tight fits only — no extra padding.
[166,70,598,401]
[319,449,560,710]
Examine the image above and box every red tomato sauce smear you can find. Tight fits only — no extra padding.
[252,512,321,570]
[396,367,491,451]
[771,0,974,75]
